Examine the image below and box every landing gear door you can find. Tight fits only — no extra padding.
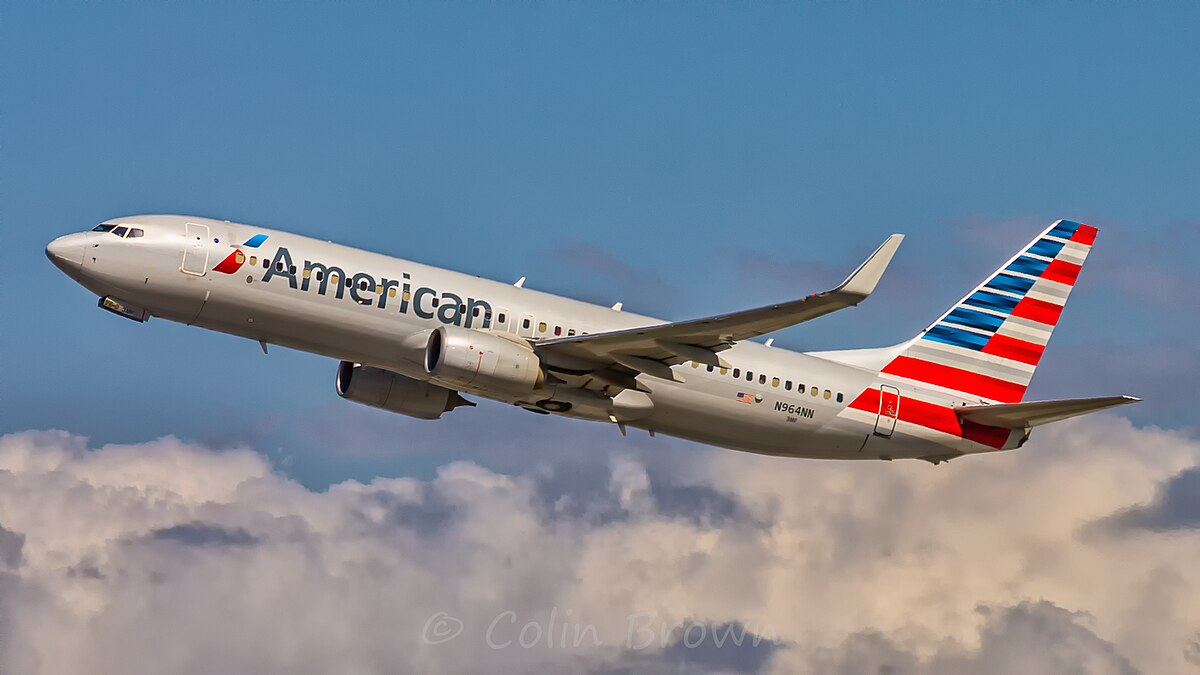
[181,222,209,276]
[874,384,900,437]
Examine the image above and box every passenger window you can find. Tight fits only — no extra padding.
[388,287,397,298]
[746,371,753,382]
[785,380,793,391]
[359,280,368,290]
[303,268,311,279]
[836,393,844,403]
[523,318,531,329]
[250,256,257,266]
[263,259,269,269]
[824,389,832,400]
[92,224,115,232]
[498,313,507,324]
[707,365,714,372]
[732,369,740,378]
[316,270,324,281]
[276,262,284,271]
[431,297,439,307]
[568,329,576,336]
[772,377,780,388]
[538,322,547,333]
[810,386,818,397]
[127,228,144,238]
[720,367,729,375]
[759,374,767,385]
[112,226,129,237]
[290,265,297,274]
[554,326,562,336]
[402,291,410,301]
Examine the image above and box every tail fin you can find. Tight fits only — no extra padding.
[880,219,1098,403]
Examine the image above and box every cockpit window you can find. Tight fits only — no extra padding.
[93,224,116,232]
[111,226,129,237]
[127,228,144,238]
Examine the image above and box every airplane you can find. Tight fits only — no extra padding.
[45,215,1138,464]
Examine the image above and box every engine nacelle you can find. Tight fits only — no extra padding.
[424,325,544,393]
[336,361,472,420]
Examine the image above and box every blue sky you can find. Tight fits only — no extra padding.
[3,2,1198,487]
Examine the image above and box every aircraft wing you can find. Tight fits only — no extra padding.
[956,395,1141,429]
[533,234,903,379]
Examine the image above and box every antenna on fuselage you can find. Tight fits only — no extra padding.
[514,276,526,288]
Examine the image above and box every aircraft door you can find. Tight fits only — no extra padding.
[181,222,210,276]
[874,385,900,437]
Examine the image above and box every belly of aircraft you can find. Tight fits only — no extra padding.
[632,378,872,459]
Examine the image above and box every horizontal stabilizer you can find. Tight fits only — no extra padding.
[956,395,1141,429]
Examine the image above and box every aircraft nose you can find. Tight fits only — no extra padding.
[45,233,86,270]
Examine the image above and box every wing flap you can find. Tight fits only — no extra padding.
[956,395,1141,429]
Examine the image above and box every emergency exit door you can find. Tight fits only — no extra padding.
[874,385,900,437]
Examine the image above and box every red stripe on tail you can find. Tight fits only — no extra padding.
[1010,296,1063,326]
[981,334,1045,366]
[1041,259,1082,286]
[881,356,1026,403]
[1070,224,1098,245]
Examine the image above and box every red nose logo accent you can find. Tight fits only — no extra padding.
[213,249,246,274]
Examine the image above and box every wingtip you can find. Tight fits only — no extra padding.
[836,233,905,299]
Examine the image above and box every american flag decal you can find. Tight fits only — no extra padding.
[735,392,756,405]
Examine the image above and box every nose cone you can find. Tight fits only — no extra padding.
[46,233,86,271]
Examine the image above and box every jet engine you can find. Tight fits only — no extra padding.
[424,325,545,393]
[336,361,473,419]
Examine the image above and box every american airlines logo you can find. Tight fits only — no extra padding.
[212,234,270,274]
[256,246,495,329]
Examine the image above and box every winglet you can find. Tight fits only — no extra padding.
[835,234,904,301]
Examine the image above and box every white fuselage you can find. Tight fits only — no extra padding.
[46,215,1023,462]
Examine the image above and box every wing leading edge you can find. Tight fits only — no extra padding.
[535,234,904,374]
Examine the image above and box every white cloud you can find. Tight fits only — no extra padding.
[0,417,1198,674]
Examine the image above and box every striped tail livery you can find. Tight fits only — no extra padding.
[882,219,1097,404]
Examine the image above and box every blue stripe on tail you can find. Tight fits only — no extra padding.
[944,307,1006,332]
[923,324,989,350]
[1027,238,1066,259]
[985,273,1036,295]
[1005,255,1051,277]
[963,290,1020,314]
[1046,221,1080,239]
